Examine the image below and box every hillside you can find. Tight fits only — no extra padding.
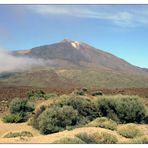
[15,39,146,74]
[1,39,148,88]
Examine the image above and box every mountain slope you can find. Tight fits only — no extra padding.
[15,39,145,74]
[1,39,148,88]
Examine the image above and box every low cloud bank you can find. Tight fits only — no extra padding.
[0,49,46,73]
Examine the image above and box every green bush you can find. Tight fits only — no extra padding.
[87,117,117,130]
[65,124,84,131]
[60,96,100,121]
[81,87,88,92]
[3,113,23,123]
[74,90,85,96]
[27,90,57,100]
[91,91,103,96]
[9,98,34,115]
[144,115,148,124]
[117,124,143,138]
[52,137,85,144]
[143,107,148,123]
[96,95,147,123]
[27,90,46,100]
[76,132,118,144]
[4,98,35,123]
[59,94,69,100]
[35,105,78,134]
[44,93,57,99]
[4,131,33,138]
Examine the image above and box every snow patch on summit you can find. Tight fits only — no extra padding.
[71,41,80,49]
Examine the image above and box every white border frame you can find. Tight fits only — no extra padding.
[0,0,148,4]
[0,0,148,148]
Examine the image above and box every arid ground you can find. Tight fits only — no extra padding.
[0,86,148,144]
[0,86,148,115]
[0,117,147,144]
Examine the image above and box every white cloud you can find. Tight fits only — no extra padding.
[0,49,46,73]
[27,5,148,27]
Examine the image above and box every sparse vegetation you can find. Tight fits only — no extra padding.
[3,131,33,138]
[73,89,85,96]
[87,117,117,130]
[52,137,85,144]
[92,132,118,144]
[129,136,148,144]
[44,93,57,99]
[3,98,34,123]
[117,124,143,138]
[27,90,57,100]
[81,87,88,92]
[76,132,97,144]
[77,132,118,144]
[0,91,148,143]
[30,94,148,136]
[91,91,103,96]
[96,95,147,123]
[3,113,23,123]
[27,90,46,100]
[121,135,148,144]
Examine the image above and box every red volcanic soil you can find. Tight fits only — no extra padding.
[0,86,75,114]
[0,86,148,114]
[99,88,148,98]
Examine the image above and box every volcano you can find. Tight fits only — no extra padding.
[1,39,148,88]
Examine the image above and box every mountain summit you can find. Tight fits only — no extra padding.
[15,39,145,74]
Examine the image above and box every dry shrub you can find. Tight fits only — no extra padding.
[76,131,118,144]
[87,117,117,130]
[76,132,96,144]
[121,135,148,144]
[4,131,33,138]
[129,135,148,144]
[117,124,143,138]
[52,137,85,144]
[31,104,47,129]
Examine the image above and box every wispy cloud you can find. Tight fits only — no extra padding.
[0,49,46,73]
[27,5,148,27]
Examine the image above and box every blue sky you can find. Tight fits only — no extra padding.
[0,5,148,68]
